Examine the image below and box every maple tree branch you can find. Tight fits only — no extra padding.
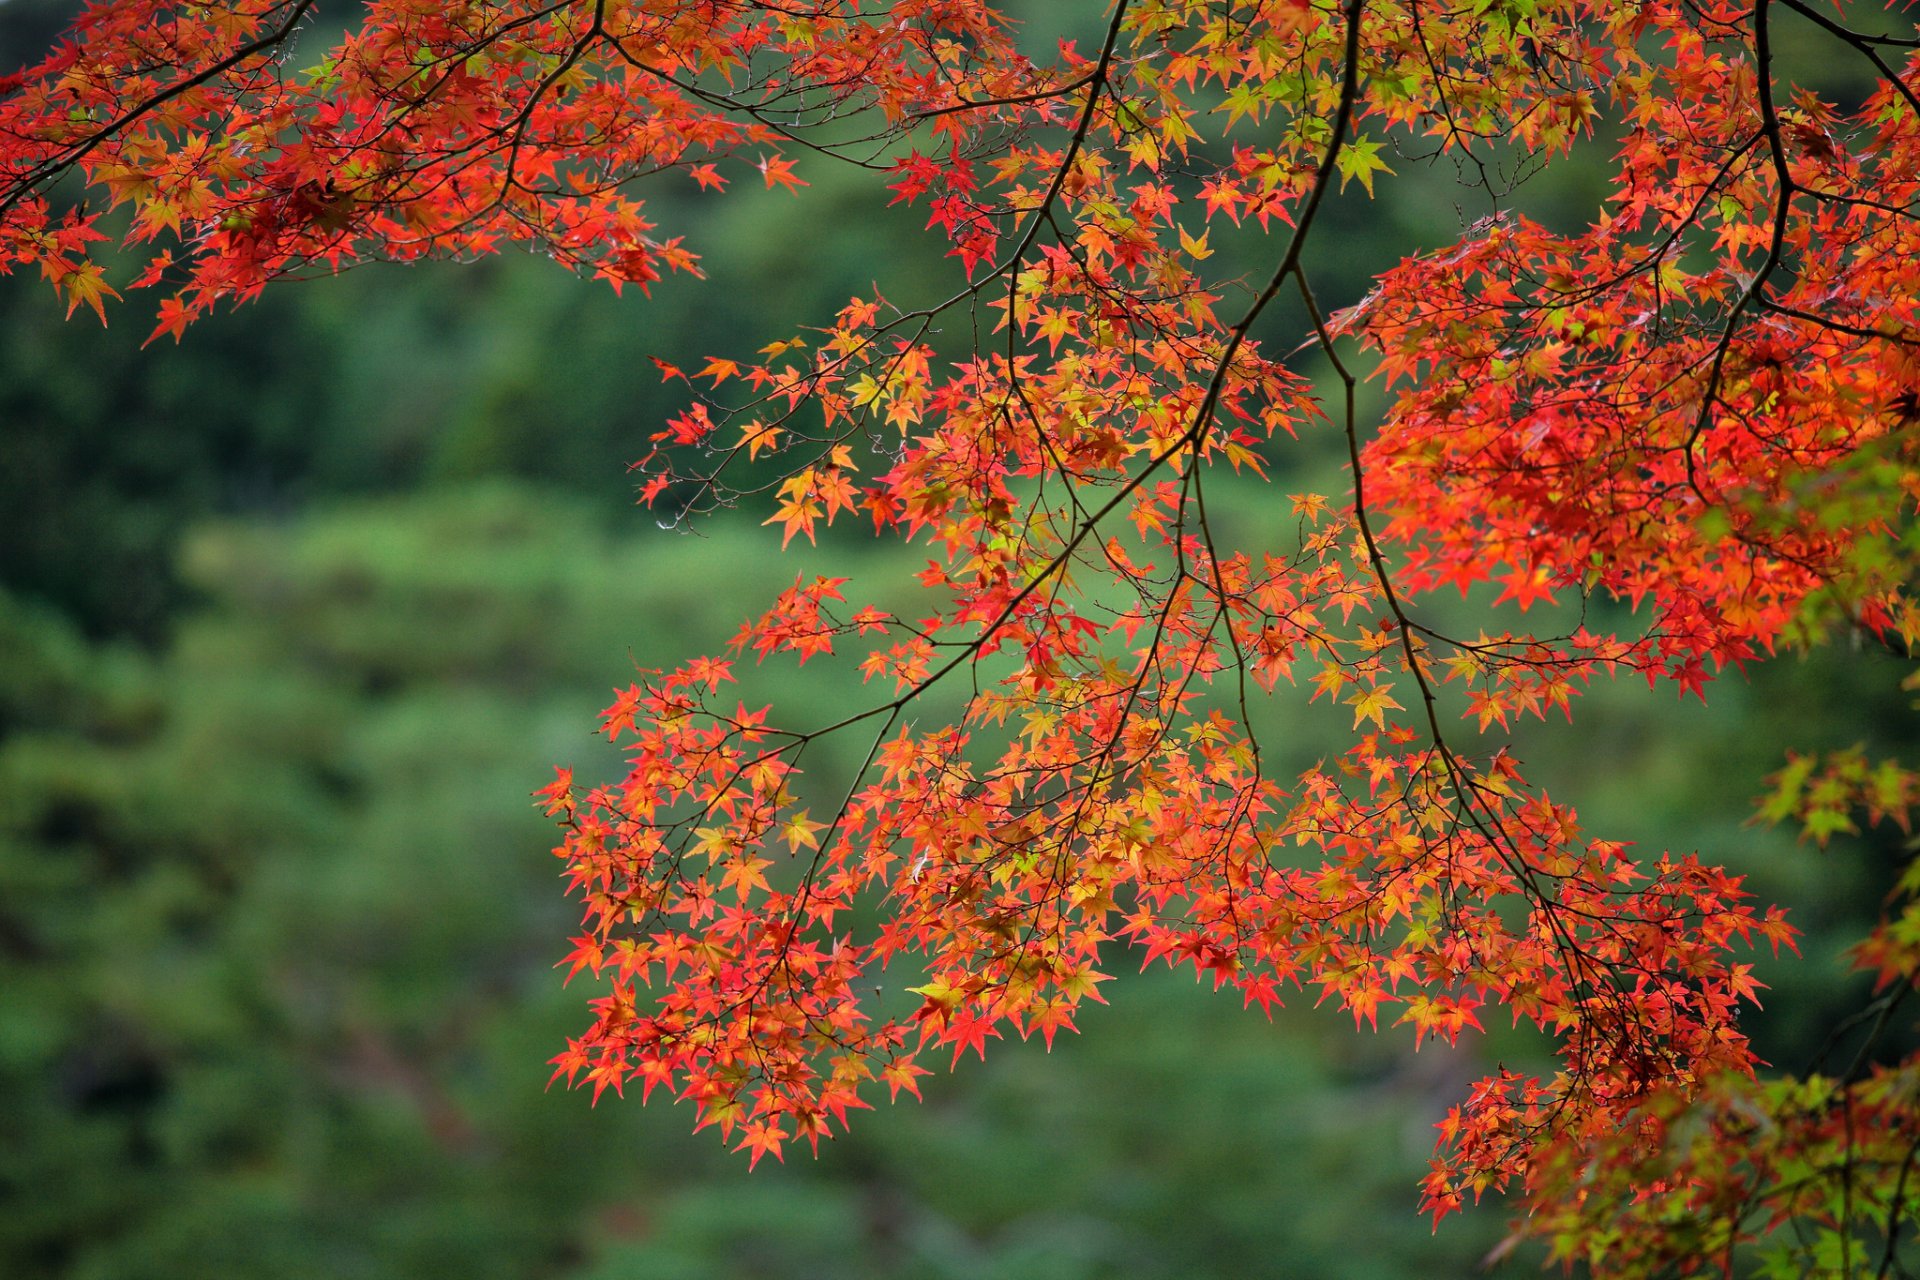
[1775,0,1920,119]
[1839,982,1912,1085]
[849,0,1373,776]
[1881,1131,1920,1279]
[1681,0,1797,500]
[1582,127,1765,298]
[1287,2,1661,1069]
[1299,261,1666,1092]
[1754,294,1920,346]
[1403,0,1495,185]
[1190,464,1264,773]
[644,4,1145,527]
[0,0,318,224]
[906,70,1102,121]
[601,43,902,171]
[888,0,1134,321]
[626,7,1148,751]
[1129,0,1371,498]
[493,0,610,203]
[583,0,1391,1059]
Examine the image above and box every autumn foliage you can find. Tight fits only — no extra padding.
[8,0,1920,1271]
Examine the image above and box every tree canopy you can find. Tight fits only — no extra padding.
[7,0,1920,1272]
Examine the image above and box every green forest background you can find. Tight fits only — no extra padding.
[3,2,1917,1276]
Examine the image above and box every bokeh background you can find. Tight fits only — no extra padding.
[3,2,1915,1275]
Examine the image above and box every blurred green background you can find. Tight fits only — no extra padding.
[3,3,1915,1276]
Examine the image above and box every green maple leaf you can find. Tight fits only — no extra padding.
[1335,135,1393,196]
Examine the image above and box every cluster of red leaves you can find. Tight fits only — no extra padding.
[9,0,1920,1270]
[0,0,1044,334]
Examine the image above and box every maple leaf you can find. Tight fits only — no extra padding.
[719,856,772,900]
[57,261,119,324]
[780,811,826,853]
[1334,135,1393,196]
[941,1007,1000,1067]
[882,1058,929,1101]
[1492,563,1557,612]
[142,296,192,347]
[757,155,806,192]
[734,1119,787,1168]
[1344,679,1405,729]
